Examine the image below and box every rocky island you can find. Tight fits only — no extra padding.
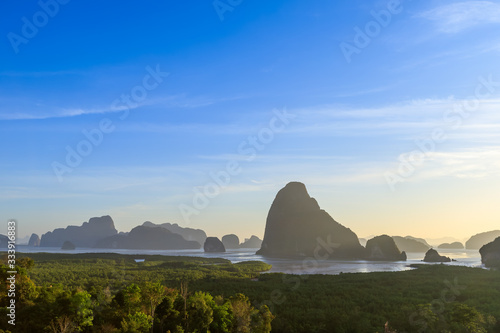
[204,237,226,252]
[40,215,118,248]
[480,237,500,268]
[240,235,262,248]
[28,233,41,247]
[222,234,240,249]
[95,225,200,250]
[257,182,365,258]
[423,248,452,262]
[366,235,407,261]
[142,221,207,246]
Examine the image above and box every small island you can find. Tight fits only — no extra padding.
[61,240,76,250]
[366,235,407,261]
[423,248,451,263]
[204,237,226,252]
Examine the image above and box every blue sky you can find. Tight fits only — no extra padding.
[1,0,500,241]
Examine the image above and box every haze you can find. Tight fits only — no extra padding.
[1,1,499,241]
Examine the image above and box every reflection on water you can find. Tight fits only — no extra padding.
[17,246,484,275]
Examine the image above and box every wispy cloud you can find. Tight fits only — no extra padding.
[330,85,396,98]
[30,96,498,139]
[0,102,135,121]
[409,148,500,181]
[152,94,248,109]
[197,154,353,161]
[0,93,245,120]
[419,1,500,34]
[298,98,500,119]
[291,97,500,139]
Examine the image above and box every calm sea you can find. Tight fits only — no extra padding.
[17,246,484,275]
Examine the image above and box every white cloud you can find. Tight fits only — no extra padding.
[291,97,500,140]
[391,148,500,182]
[0,94,245,120]
[420,1,500,33]
[0,103,134,120]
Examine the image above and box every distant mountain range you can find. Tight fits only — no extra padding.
[438,242,464,250]
[391,236,430,253]
[40,215,117,248]
[95,225,201,250]
[426,237,464,247]
[466,230,500,250]
[221,234,262,249]
[7,215,260,251]
[142,221,207,246]
[0,182,498,256]
[255,181,500,261]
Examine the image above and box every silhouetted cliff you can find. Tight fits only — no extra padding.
[61,240,76,250]
[28,233,40,247]
[423,248,451,262]
[204,237,225,252]
[405,236,431,248]
[0,234,8,248]
[480,237,500,268]
[221,234,240,249]
[366,235,406,261]
[142,221,207,245]
[240,235,262,248]
[40,216,118,248]
[257,182,365,258]
[392,236,430,252]
[95,225,200,250]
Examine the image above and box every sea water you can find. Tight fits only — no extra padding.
[17,246,484,275]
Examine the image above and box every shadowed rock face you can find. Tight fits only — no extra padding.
[28,233,40,247]
[423,248,451,262]
[366,235,407,261]
[480,237,500,268]
[240,235,262,249]
[0,234,9,248]
[61,241,75,250]
[142,221,207,246]
[257,182,365,258]
[392,236,430,253]
[466,230,500,249]
[222,234,240,249]
[204,237,225,253]
[95,225,200,250]
[40,215,118,248]
[405,236,432,248]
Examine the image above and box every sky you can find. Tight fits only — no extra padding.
[1,0,500,242]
